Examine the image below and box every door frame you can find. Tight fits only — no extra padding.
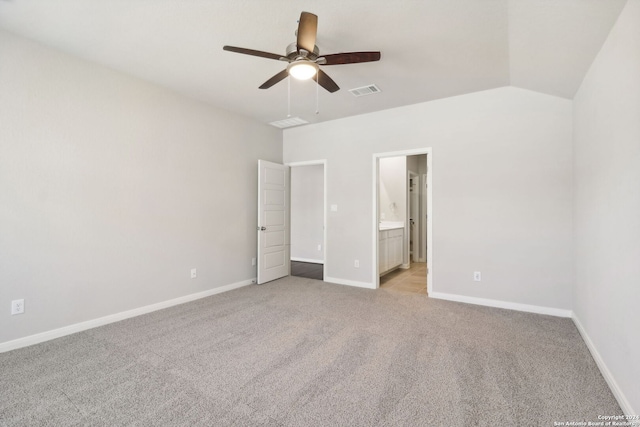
[286,159,327,280]
[372,148,432,293]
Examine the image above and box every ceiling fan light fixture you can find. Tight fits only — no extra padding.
[287,61,318,80]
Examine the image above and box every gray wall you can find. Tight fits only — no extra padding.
[284,86,573,310]
[0,31,282,345]
[573,0,640,414]
[290,164,324,263]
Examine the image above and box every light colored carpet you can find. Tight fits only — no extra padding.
[0,276,621,426]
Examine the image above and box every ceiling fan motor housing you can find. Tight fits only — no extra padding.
[286,42,319,61]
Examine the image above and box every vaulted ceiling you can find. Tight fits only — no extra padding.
[0,0,627,125]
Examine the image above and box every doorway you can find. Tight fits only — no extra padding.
[373,149,432,294]
[288,160,326,281]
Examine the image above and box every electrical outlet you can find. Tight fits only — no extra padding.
[317,244,322,251]
[354,260,360,268]
[251,258,256,266]
[190,268,197,279]
[11,299,24,315]
[474,271,481,281]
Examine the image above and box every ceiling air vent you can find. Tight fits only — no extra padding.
[268,117,309,129]
[349,84,381,97]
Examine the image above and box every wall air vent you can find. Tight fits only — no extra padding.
[349,84,381,97]
[269,117,309,129]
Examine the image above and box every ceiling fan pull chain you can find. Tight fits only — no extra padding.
[316,75,320,115]
[287,76,291,117]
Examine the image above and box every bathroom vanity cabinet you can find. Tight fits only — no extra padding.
[379,227,404,275]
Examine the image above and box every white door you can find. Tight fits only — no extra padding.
[257,160,290,284]
[410,175,420,262]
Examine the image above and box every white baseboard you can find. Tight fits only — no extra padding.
[429,292,572,318]
[324,276,375,289]
[290,257,324,264]
[571,314,635,416]
[401,263,411,269]
[0,278,255,353]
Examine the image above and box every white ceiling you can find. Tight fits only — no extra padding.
[0,0,627,126]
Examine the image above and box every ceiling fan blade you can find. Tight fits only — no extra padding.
[297,12,318,53]
[315,69,340,93]
[259,69,289,89]
[321,52,381,65]
[223,45,284,61]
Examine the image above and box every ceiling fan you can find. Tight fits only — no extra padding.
[223,11,381,93]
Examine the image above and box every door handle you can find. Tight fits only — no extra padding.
[257,226,267,231]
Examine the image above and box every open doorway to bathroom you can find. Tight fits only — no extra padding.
[374,150,431,294]
[289,161,326,281]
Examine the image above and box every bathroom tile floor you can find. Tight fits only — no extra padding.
[380,262,427,295]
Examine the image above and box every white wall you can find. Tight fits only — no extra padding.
[284,86,573,311]
[379,156,406,222]
[0,31,282,346]
[573,0,640,414]
[290,164,324,263]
